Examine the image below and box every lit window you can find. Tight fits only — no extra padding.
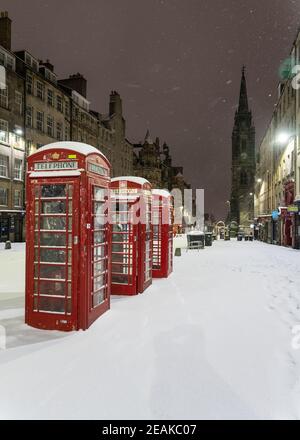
[0,119,8,143]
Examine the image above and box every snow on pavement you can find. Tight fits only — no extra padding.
[0,240,300,419]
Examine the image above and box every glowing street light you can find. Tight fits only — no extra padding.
[276,132,290,145]
[257,178,262,183]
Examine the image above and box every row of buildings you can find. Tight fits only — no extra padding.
[0,11,189,242]
[254,29,300,249]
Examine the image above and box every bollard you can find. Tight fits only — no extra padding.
[175,248,181,257]
[5,241,11,250]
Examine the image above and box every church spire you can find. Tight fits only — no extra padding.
[238,65,249,113]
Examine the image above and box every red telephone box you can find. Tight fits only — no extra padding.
[110,177,152,295]
[152,189,173,278]
[25,141,111,331]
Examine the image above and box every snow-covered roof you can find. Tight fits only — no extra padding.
[111,176,151,186]
[152,189,171,198]
[31,142,108,160]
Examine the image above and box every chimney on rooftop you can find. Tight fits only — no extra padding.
[0,11,11,51]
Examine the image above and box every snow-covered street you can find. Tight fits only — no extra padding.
[0,240,300,419]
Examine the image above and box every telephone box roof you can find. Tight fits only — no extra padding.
[111,176,151,186]
[152,189,171,198]
[30,141,108,161]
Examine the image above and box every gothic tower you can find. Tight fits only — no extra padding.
[230,67,256,227]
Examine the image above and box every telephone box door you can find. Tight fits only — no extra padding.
[26,178,79,331]
[111,200,138,295]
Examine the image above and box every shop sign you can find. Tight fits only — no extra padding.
[287,205,299,213]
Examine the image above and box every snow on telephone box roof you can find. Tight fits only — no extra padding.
[111,176,151,186]
[30,141,109,161]
[152,189,171,198]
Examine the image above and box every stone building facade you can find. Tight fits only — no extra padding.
[133,130,190,191]
[254,34,298,247]
[0,12,25,242]
[230,67,256,229]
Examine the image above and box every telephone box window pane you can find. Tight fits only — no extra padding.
[39,296,65,313]
[94,275,104,291]
[95,215,105,229]
[41,184,67,198]
[94,260,105,272]
[112,233,129,243]
[40,248,66,263]
[34,186,40,198]
[68,250,72,263]
[35,201,39,213]
[94,231,105,244]
[34,217,38,229]
[68,266,72,280]
[93,291,104,307]
[67,282,71,297]
[94,187,105,201]
[40,232,66,246]
[94,246,105,258]
[39,280,65,296]
[112,274,128,284]
[68,201,72,212]
[40,216,66,230]
[112,243,125,253]
[68,185,73,197]
[41,200,66,214]
[40,265,66,280]
[34,233,39,245]
[112,253,132,264]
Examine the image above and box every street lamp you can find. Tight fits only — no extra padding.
[276,132,291,145]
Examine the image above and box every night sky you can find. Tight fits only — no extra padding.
[3,0,300,219]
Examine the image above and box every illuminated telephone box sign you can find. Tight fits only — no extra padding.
[110,177,152,295]
[152,190,174,278]
[25,142,111,331]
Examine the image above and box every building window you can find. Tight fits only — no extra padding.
[0,86,8,109]
[26,106,33,127]
[36,81,45,100]
[14,159,23,180]
[57,95,63,112]
[0,188,8,206]
[0,154,9,177]
[47,89,54,106]
[36,111,44,132]
[64,126,69,141]
[15,91,23,115]
[26,72,33,94]
[240,170,248,186]
[47,115,54,137]
[56,122,62,140]
[0,119,9,143]
[65,100,70,117]
[14,189,22,207]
